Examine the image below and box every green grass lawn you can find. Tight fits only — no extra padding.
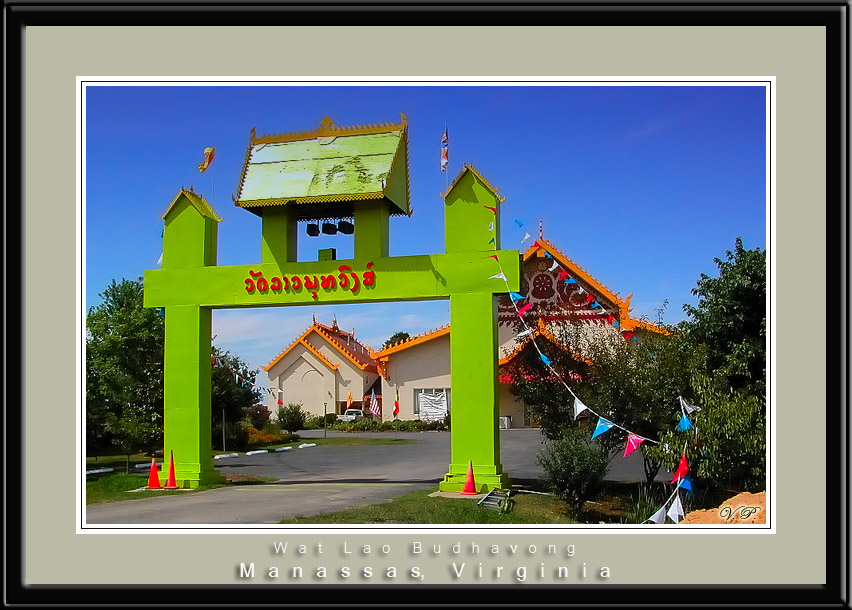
[85,472,277,505]
[278,488,577,525]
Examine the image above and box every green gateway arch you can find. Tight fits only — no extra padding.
[143,115,519,492]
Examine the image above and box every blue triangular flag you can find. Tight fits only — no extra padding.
[679,476,693,492]
[509,292,525,302]
[591,417,615,439]
[564,278,577,284]
[591,301,601,308]
[488,237,495,244]
[514,219,524,228]
[677,413,692,431]
[540,354,551,366]
[544,252,552,258]
[613,319,619,327]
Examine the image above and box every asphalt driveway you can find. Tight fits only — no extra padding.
[85,428,664,525]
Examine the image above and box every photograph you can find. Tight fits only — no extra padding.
[7,5,845,607]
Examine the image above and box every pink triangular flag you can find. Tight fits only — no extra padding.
[517,302,533,316]
[623,433,645,457]
[671,454,689,484]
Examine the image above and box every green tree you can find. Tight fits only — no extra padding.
[580,330,700,484]
[683,237,766,397]
[383,331,410,349]
[277,403,307,433]
[86,278,164,459]
[211,347,262,448]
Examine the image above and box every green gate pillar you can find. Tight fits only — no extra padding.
[439,166,510,492]
[163,304,223,487]
[354,199,389,259]
[159,190,225,488]
[261,207,298,266]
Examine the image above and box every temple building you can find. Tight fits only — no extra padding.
[264,226,666,426]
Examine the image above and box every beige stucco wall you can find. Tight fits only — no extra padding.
[265,333,382,418]
[380,334,452,421]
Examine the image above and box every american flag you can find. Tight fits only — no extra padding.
[368,389,381,419]
[440,128,449,171]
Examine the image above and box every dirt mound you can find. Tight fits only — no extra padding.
[681,491,766,524]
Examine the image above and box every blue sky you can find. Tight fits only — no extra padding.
[84,82,767,381]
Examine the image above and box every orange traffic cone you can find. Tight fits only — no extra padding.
[165,450,178,489]
[459,460,478,495]
[146,459,161,489]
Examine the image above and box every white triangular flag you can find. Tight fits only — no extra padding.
[157,252,163,266]
[549,260,559,271]
[489,272,507,281]
[680,396,701,414]
[574,396,589,419]
[488,222,494,231]
[667,494,684,523]
[646,506,667,524]
[520,232,532,244]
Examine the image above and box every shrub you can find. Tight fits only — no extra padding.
[242,426,299,447]
[212,422,249,451]
[277,403,307,433]
[245,404,271,430]
[537,424,611,515]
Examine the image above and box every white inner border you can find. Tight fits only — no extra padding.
[76,77,776,536]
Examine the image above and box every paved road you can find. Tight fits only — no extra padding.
[86,428,664,525]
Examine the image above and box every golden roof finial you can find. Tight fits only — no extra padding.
[319,116,336,132]
[332,316,339,332]
[312,313,316,324]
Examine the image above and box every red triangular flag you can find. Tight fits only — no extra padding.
[483,206,497,214]
[624,433,645,457]
[558,269,568,282]
[517,302,533,316]
[671,453,689,483]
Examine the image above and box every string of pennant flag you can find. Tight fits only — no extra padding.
[481,210,703,521]
[211,354,281,400]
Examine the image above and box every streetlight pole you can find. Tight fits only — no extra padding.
[323,402,328,439]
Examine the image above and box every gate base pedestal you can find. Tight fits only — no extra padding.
[438,463,510,493]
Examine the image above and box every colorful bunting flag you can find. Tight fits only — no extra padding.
[558,269,568,282]
[549,260,559,272]
[484,205,498,214]
[564,277,577,283]
[671,454,689,483]
[517,302,533,316]
[347,392,353,408]
[624,433,646,457]
[198,146,215,172]
[679,476,693,492]
[591,300,601,308]
[646,506,667,524]
[521,232,532,243]
[514,219,524,228]
[489,272,507,281]
[488,221,494,231]
[509,292,525,302]
[667,494,684,523]
[573,396,589,419]
[680,396,701,414]
[393,387,400,418]
[440,128,449,171]
[488,237,496,244]
[540,354,551,366]
[677,413,692,431]
[592,417,615,439]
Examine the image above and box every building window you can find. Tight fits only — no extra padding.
[413,388,450,422]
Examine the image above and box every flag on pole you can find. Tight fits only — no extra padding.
[198,146,215,172]
[440,128,449,171]
[393,388,400,418]
[347,392,353,408]
[368,389,381,418]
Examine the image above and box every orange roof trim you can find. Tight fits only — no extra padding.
[371,325,451,359]
[263,321,378,373]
